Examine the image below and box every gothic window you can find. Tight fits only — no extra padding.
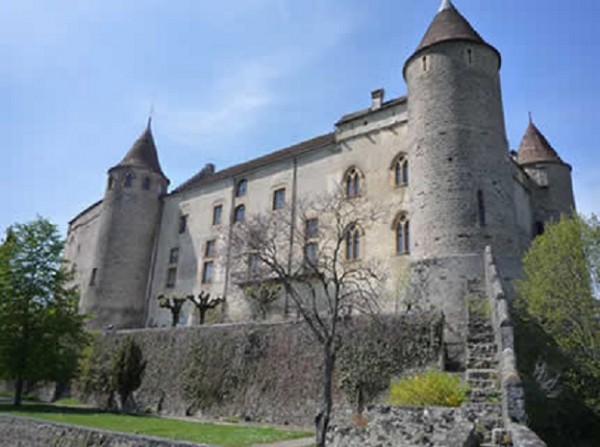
[213,204,223,225]
[344,167,362,199]
[205,240,216,258]
[169,247,179,264]
[477,190,486,226]
[236,179,247,198]
[143,177,151,190]
[272,188,286,210]
[395,214,410,255]
[345,225,361,261]
[392,153,409,186]
[124,173,134,188]
[166,267,177,288]
[234,205,245,223]
[202,261,214,284]
[179,215,188,234]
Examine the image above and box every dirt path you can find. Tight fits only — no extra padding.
[251,437,314,447]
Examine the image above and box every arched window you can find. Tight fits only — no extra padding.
[392,154,409,186]
[345,225,361,261]
[124,173,134,188]
[234,205,245,223]
[344,167,362,198]
[394,214,410,255]
[236,179,247,198]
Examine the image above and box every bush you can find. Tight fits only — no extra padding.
[110,337,146,410]
[388,371,468,407]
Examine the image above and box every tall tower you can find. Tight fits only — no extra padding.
[82,121,169,329]
[404,0,520,362]
[516,117,575,232]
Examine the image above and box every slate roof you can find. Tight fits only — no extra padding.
[114,121,167,178]
[173,132,336,194]
[517,121,565,165]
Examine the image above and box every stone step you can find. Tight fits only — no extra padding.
[467,333,495,344]
[467,378,498,389]
[468,343,497,355]
[467,369,498,381]
[467,358,496,370]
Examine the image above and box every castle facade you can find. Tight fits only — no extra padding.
[65,1,575,332]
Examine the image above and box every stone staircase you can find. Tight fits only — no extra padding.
[464,301,508,446]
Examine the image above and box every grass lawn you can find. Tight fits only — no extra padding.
[0,403,313,447]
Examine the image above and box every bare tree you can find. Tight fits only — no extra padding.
[157,295,186,327]
[228,187,386,447]
[187,291,223,325]
[243,281,282,320]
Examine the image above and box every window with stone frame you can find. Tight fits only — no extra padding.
[344,167,362,198]
[393,153,409,186]
[166,267,177,288]
[169,247,179,264]
[213,204,223,225]
[143,177,151,190]
[205,239,216,258]
[345,225,361,260]
[236,179,248,198]
[272,188,286,210]
[178,215,188,234]
[395,214,410,255]
[124,173,134,188]
[202,261,214,284]
[234,205,245,223]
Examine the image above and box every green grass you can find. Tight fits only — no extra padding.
[0,403,312,447]
[53,397,83,406]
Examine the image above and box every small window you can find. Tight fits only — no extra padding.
[422,55,428,71]
[248,253,259,276]
[393,154,409,186]
[467,48,473,65]
[305,218,319,239]
[235,179,247,198]
[345,226,361,261]
[169,248,179,264]
[124,173,134,188]
[179,215,188,234]
[89,268,98,286]
[477,190,486,226]
[143,177,151,190]
[395,215,410,255]
[344,168,361,198]
[272,188,286,210]
[202,261,214,284]
[234,205,245,223]
[205,240,216,258]
[304,242,318,266]
[166,267,177,288]
[107,177,114,190]
[213,205,223,226]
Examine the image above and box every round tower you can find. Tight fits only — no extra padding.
[517,117,575,233]
[404,0,521,366]
[83,121,169,329]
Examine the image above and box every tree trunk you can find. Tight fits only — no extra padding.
[13,377,23,407]
[199,308,206,325]
[316,345,335,447]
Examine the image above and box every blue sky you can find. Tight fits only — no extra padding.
[1,0,598,236]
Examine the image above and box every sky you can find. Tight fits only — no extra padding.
[1,0,599,236]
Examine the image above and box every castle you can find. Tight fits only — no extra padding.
[65,0,575,336]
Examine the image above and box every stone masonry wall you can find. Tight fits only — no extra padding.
[81,315,442,427]
[0,415,211,447]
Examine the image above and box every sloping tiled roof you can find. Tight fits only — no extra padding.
[337,96,407,125]
[173,132,336,194]
[114,122,167,178]
[517,121,564,165]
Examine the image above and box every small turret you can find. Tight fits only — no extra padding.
[81,121,169,329]
[517,117,575,230]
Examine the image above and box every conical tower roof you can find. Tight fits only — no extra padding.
[517,118,564,165]
[114,120,167,178]
[417,0,485,52]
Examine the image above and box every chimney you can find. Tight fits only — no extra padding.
[371,88,385,110]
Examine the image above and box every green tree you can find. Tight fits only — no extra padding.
[515,214,600,444]
[0,217,89,406]
[110,337,146,411]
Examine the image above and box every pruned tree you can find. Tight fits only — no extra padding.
[157,294,186,327]
[228,187,386,447]
[187,291,223,325]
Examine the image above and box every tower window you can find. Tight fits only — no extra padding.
[124,173,134,188]
[143,177,151,190]
[422,55,428,71]
[213,205,223,225]
[477,190,486,226]
[345,225,361,261]
[202,261,214,284]
[236,179,247,198]
[467,48,473,65]
[179,215,188,234]
[395,214,410,255]
[89,268,98,286]
[107,177,114,190]
[393,154,409,186]
[166,267,177,288]
[344,167,362,199]
[234,205,245,223]
[272,188,286,210]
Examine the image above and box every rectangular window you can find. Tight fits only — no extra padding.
[272,188,286,210]
[169,248,179,264]
[248,253,259,276]
[89,268,97,286]
[179,215,188,234]
[213,205,223,225]
[205,240,216,258]
[202,261,214,284]
[304,242,318,266]
[166,267,177,288]
[305,218,318,239]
